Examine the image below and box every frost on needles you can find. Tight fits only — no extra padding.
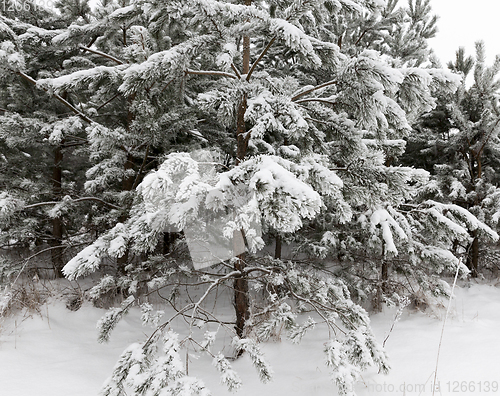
[1,0,498,396]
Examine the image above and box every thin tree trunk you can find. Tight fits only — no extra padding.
[381,260,389,293]
[233,0,252,339]
[275,234,282,259]
[117,93,137,274]
[234,253,250,338]
[467,230,479,278]
[375,242,389,312]
[466,151,480,278]
[51,144,64,277]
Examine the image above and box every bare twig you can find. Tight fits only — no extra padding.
[296,98,337,105]
[132,145,150,189]
[96,93,121,111]
[432,260,462,396]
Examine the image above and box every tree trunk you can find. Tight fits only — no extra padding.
[116,93,137,274]
[373,261,389,312]
[233,0,252,339]
[51,144,64,277]
[116,152,135,275]
[234,254,250,338]
[467,230,479,278]
[381,260,389,293]
[275,234,282,259]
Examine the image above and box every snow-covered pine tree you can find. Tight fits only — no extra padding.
[2,0,496,395]
[406,42,500,277]
[0,0,199,277]
[0,1,96,276]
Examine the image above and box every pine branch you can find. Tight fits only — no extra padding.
[475,118,500,158]
[24,197,123,210]
[186,69,238,79]
[202,6,241,79]
[247,37,276,81]
[96,93,121,111]
[295,98,337,105]
[15,71,93,124]
[79,45,125,65]
[131,145,150,190]
[291,80,338,102]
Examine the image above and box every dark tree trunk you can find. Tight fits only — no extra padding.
[233,0,252,339]
[116,152,135,274]
[374,261,389,312]
[381,260,389,293]
[466,231,479,278]
[51,144,64,277]
[275,234,282,259]
[117,92,137,274]
[234,255,250,338]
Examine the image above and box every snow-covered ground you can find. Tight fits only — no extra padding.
[1,281,499,396]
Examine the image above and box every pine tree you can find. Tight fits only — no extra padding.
[1,1,496,395]
[0,0,95,276]
[405,42,500,277]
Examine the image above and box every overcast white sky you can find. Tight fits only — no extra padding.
[427,0,500,65]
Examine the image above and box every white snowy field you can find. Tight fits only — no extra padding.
[1,281,499,396]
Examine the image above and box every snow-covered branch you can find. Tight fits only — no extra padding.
[15,71,93,124]
[291,80,338,101]
[79,45,125,65]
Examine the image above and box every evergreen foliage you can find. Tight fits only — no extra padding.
[405,42,500,277]
[1,1,498,395]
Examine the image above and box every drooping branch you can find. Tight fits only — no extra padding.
[291,80,338,102]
